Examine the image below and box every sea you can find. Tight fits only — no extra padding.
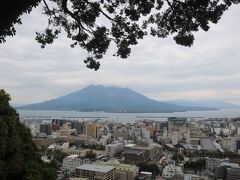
[17,109,240,124]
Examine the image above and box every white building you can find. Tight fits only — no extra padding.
[162,164,182,179]
[171,131,182,145]
[105,142,123,157]
[237,127,240,135]
[141,128,150,140]
[100,133,112,146]
[130,127,141,137]
[206,158,229,171]
[61,142,70,151]
[64,148,91,157]
[221,136,240,152]
[29,124,39,137]
[62,155,90,173]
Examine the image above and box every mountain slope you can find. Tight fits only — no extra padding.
[18,85,216,113]
[164,99,240,109]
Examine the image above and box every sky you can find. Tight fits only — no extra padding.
[0,3,240,104]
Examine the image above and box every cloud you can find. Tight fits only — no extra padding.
[0,5,240,104]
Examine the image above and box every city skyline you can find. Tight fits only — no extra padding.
[0,5,240,104]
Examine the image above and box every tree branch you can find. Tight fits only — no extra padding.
[83,0,117,22]
[166,0,174,10]
[61,0,92,34]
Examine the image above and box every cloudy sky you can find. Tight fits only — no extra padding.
[0,3,240,104]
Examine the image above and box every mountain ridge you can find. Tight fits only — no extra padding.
[18,85,217,113]
[164,99,240,109]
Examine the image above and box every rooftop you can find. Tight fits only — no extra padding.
[221,162,240,168]
[65,154,79,159]
[96,159,138,171]
[76,164,115,173]
[124,143,136,148]
[200,138,217,150]
[122,149,143,155]
[168,117,187,121]
[106,142,122,147]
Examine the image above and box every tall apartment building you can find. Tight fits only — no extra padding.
[74,164,116,180]
[105,142,123,157]
[39,123,52,135]
[71,121,85,134]
[52,119,68,127]
[85,123,104,139]
[168,117,188,141]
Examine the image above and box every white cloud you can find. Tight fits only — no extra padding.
[0,5,240,104]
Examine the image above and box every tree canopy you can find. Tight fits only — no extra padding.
[0,89,58,180]
[1,0,239,70]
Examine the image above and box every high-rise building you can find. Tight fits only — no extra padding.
[85,123,104,139]
[39,123,52,135]
[168,117,188,135]
[52,119,68,127]
[168,117,188,144]
[71,121,85,134]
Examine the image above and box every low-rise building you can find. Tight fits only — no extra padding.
[200,138,219,152]
[105,142,123,157]
[64,147,91,157]
[74,164,116,180]
[122,143,162,163]
[206,158,229,171]
[96,159,139,180]
[215,162,240,180]
[170,174,207,180]
[227,167,240,180]
[221,136,240,152]
[162,164,182,179]
[63,155,90,173]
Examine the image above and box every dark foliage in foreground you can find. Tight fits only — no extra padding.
[0,89,58,180]
[0,0,240,70]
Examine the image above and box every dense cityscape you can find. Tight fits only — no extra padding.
[20,115,240,180]
[1,0,240,180]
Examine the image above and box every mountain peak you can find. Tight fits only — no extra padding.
[18,85,217,112]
